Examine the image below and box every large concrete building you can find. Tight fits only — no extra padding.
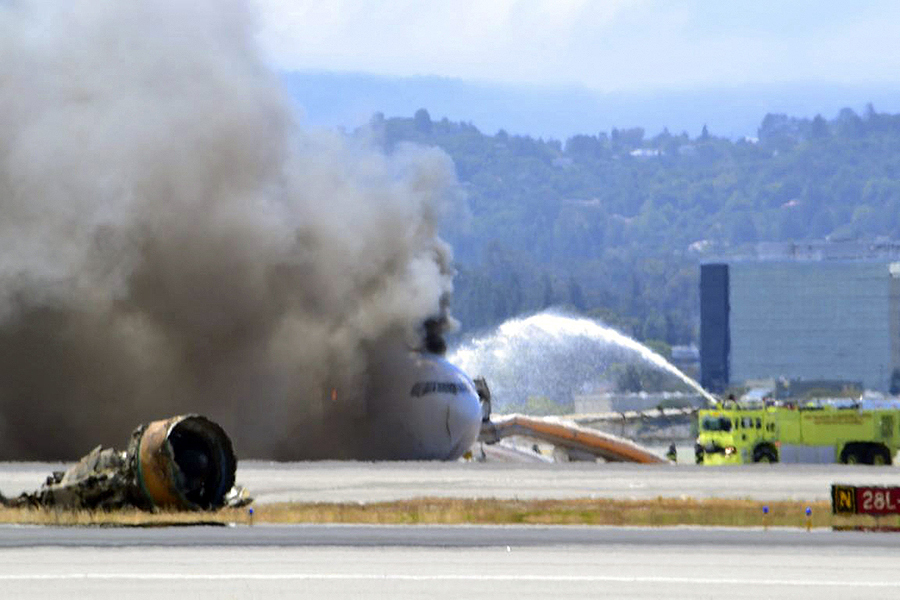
[700,242,900,393]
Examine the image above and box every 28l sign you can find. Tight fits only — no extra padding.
[832,484,900,515]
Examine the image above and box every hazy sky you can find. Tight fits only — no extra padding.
[256,0,900,91]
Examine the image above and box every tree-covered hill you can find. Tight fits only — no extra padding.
[366,106,900,348]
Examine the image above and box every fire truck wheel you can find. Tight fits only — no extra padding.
[753,446,777,463]
[867,446,891,466]
[840,446,862,464]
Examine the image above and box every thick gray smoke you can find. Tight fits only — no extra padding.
[0,0,461,459]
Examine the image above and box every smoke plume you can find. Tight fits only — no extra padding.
[0,0,460,459]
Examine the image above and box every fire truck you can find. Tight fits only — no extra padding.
[695,402,899,465]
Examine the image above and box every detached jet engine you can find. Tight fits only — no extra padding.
[3,414,243,511]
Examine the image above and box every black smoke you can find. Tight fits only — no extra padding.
[0,0,460,459]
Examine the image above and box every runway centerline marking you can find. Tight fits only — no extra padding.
[0,574,896,587]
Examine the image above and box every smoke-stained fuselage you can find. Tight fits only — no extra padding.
[356,351,482,460]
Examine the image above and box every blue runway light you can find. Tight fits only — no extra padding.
[763,506,769,514]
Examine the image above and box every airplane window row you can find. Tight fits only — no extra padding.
[410,381,463,397]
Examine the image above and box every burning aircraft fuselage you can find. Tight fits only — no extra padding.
[357,351,483,460]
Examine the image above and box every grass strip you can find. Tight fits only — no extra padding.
[0,497,898,529]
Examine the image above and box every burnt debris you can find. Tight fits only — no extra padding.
[2,415,248,511]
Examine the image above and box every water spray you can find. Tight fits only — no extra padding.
[450,311,719,410]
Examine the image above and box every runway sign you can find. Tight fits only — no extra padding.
[832,484,900,515]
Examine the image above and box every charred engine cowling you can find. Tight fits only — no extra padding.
[4,414,240,511]
[130,415,237,510]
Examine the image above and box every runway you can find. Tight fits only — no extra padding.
[3,460,900,508]
[2,461,900,598]
[4,459,900,505]
[178,459,900,503]
[0,525,897,599]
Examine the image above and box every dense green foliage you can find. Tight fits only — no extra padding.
[368,105,900,346]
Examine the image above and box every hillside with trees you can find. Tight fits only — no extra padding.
[365,105,900,353]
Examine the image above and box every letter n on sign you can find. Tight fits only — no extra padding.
[832,484,857,515]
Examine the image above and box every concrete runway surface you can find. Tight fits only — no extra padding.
[4,460,900,503]
[231,460,900,503]
[0,525,898,599]
[2,461,900,599]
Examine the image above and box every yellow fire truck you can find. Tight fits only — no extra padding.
[695,403,899,465]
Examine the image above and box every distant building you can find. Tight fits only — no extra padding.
[671,344,699,381]
[573,392,706,414]
[700,241,900,392]
[628,148,660,158]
